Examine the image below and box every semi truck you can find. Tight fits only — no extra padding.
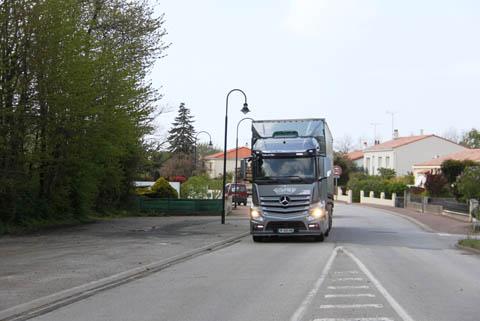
[248,118,334,242]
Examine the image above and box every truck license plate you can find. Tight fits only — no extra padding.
[278,228,294,233]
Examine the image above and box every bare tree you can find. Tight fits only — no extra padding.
[442,127,460,143]
[335,135,354,153]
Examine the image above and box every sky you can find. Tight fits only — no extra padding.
[149,0,480,151]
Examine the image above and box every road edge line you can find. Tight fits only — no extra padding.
[0,232,249,321]
[289,246,340,321]
[342,248,415,321]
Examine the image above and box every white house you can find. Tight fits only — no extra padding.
[346,150,364,169]
[204,147,251,178]
[363,134,466,176]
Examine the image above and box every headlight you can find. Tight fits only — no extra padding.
[309,202,327,219]
[250,207,263,221]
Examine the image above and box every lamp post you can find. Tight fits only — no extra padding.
[221,89,250,224]
[234,117,254,208]
[193,131,213,172]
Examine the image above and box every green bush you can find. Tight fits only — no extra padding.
[346,172,408,202]
[145,178,178,198]
[181,175,222,199]
[456,166,480,200]
[378,168,396,179]
[441,159,478,184]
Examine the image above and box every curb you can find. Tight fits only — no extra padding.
[455,243,480,255]
[348,203,436,233]
[0,232,249,321]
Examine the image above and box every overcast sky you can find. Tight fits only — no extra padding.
[149,0,480,151]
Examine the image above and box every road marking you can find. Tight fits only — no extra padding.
[334,270,359,274]
[437,233,451,237]
[313,318,393,321]
[325,293,375,298]
[319,304,383,309]
[343,248,415,321]
[328,285,370,290]
[289,247,340,321]
[332,277,364,281]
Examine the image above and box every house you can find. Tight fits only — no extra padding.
[204,147,252,178]
[346,150,364,169]
[412,148,480,182]
[363,134,466,176]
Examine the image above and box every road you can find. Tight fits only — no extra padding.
[30,204,480,321]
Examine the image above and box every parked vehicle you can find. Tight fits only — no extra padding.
[248,118,334,242]
[225,183,248,206]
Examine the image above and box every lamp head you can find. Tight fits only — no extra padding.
[241,103,250,115]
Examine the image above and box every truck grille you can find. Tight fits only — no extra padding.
[260,194,310,214]
[266,221,306,231]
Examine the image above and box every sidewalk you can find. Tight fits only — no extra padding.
[354,203,473,235]
[0,215,249,312]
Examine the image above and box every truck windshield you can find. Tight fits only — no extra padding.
[254,157,315,183]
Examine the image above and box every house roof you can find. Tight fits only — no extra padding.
[365,135,435,152]
[414,149,480,167]
[346,150,364,160]
[205,147,252,160]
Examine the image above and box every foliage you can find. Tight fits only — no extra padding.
[460,128,480,149]
[159,153,195,179]
[346,172,408,202]
[181,175,222,199]
[378,168,396,179]
[424,173,448,197]
[456,166,480,200]
[334,152,361,186]
[441,159,478,184]
[0,0,168,229]
[145,178,178,198]
[167,103,196,154]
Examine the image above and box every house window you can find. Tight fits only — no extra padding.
[366,157,371,173]
[386,156,390,168]
[378,157,382,168]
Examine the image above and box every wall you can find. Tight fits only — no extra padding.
[395,136,466,176]
[334,187,352,203]
[360,191,396,207]
[205,159,236,178]
[363,151,395,175]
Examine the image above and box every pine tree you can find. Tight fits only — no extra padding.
[167,103,195,154]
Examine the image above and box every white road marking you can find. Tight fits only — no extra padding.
[334,270,359,274]
[325,293,375,298]
[319,304,383,309]
[313,318,393,321]
[332,277,364,281]
[437,233,451,237]
[289,247,340,321]
[343,248,415,321]
[328,285,370,290]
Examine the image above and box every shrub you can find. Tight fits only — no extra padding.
[456,166,480,200]
[346,172,408,202]
[145,178,178,198]
[378,168,396,179]
[181,175,223,199]
[424,173,448,197]
[441,159,478,184]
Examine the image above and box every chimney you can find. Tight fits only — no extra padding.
[363,141,368,150]
[393,129,399,139]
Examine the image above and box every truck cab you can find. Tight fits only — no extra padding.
[249,119,334,242]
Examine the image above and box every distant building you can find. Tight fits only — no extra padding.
[204,147,252,178]
[346,150,364,169]
[363,134,466,176]
[412,148,480,184]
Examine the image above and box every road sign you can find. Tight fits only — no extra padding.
[333,165,342,178]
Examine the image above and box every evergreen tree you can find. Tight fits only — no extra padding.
[167,103,195,154]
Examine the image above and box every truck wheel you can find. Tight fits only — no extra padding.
[314,234,325,242]
[252,236,264,242]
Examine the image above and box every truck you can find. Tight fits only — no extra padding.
[248,118,334,242]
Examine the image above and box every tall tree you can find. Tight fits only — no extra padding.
[167,103,195,154]
[461,128,480,148]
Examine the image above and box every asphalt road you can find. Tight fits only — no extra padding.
[30,204,480,321]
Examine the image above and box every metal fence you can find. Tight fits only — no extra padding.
[136,197,223,215]
[428,198,469,214]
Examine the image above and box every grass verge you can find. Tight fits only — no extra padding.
[458,239,480,251]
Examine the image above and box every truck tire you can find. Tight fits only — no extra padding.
[314,234,324,242]
[252,236,264,242]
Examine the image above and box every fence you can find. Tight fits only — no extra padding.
[404,193,473,222]
[335,187,352,203]
[136,197,232,215]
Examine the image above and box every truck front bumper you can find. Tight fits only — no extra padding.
[250,217,327,236]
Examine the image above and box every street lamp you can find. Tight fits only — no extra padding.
[221,89,250,224]
[234,117,254,208]
[193,131,213,171]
